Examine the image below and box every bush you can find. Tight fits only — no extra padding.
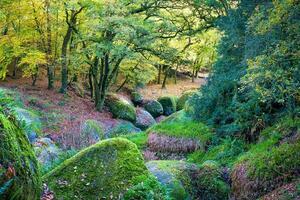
[158,96,177,116]
[177,90,197,111]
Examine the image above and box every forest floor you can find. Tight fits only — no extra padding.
[0,74,205,148]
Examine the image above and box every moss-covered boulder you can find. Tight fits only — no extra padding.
[193,161,230,200]
[177,90,197,111]
[34,137,62,168]
[135,108,156,130]
[107,120,141,138]
[44,138,150,199]
[144,100,164,118]
[158,96,177,116]
[106,94,136,122]
[0,103,41,199]
[80,119,104,147]
[14,107,42,143]
[131,91,144,105]
[146,160,199,200]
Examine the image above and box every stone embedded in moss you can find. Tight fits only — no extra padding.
[0,104,41,200]
[80,119,104,147]
[135,108,156,130]
[177,90,197,111]
[44,138,149,199]
[144,100,164,118]
[146,160,199,200]
[14,107,42,143]
[158,96,177,116]
[131,91,143,105]
[107,120,141,138]
[106,94,136,122]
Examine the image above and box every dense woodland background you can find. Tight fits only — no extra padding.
[0,0,299,200]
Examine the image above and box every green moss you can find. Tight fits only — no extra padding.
[108,121,141,137]
[123,175,169,200]
[0,100,41,199]
[188,138,247,167]
[177,90,197,111]
[194,162,230,200]
[122,132,148,150]
[158,96,177,116]
[148,111,212,142]
[146,160,196,200]
[144,100,164,118]
[107,94,136,122]
[44,138,150,199]
[131,91,143,105]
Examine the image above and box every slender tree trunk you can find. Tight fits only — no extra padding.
[45,0,54,89]
[116,76,128,92]
[157,65,161,84]
[174,64,179,84]
[192,68,195,83]
[60,26,72,93]
[162,67,169,89]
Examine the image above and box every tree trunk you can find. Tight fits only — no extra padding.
[116,76,128,92]
[192,68,195,83]
[60,26,72,93]
[162,67,169,89]
[174,64,179,84]
[45,0,54,89]
[157,65,161,84]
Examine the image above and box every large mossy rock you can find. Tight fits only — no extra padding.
[177,90,197,111]
[106,94,136,122]
[44,138,149,199]
[131,91,144,105]
[0,104,41,199]
[146,160,198,200]
[158,96,177,116]
[135,108,156,130]
[14,107,42,143]
[80,119,104,147]
[144,100,164,118]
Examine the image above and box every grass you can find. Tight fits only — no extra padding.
[148,111,213,143]
[121,132,148,150]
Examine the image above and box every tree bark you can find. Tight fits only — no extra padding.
[157,64,161,84]
[45,0,54,89]
[162,67,169,89]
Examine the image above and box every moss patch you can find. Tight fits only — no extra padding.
[44,138,149,199]
[122,132,148,150]
[177,90,197,111]
[0,100,41,200]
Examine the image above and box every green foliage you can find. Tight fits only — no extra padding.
[177,90,197,111]
[193,162,230,200]
[44,138,150,199]
[123,175,169,200]
[158,96,177,116]
[0,99,41,200]
[149,111,212,142]
[188,1,300,141]
[188,138,247,167]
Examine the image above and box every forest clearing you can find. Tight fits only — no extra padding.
[0,0,299,200]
